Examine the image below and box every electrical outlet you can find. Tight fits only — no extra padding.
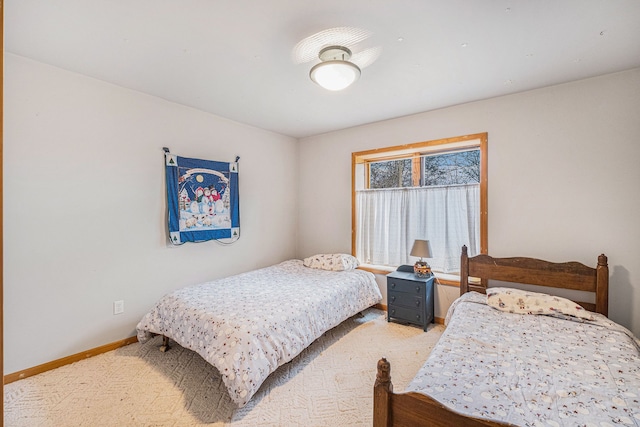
[113,300,124,315]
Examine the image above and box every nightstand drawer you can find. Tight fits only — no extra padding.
[388,292,423,309]
[387,278,422,294]
[388,305,423,324]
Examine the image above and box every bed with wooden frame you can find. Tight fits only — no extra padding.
[373,245,626,427]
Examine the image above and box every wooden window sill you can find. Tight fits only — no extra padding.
[358,264,461,287]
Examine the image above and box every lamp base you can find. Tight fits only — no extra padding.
[413,260,431,277]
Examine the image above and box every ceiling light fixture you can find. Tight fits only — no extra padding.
[309,46,361,91]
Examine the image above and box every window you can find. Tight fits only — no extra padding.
[352,133,487,277]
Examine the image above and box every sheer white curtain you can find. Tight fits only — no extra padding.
[355,184,479,273]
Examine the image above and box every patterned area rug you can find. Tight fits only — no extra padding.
[4,308,444,426]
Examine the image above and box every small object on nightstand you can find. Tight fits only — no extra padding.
[410,239,433,277]
[413,260,431,277]
[387,266,435,331]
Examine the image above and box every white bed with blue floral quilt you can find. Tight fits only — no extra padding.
[137,254,381,407]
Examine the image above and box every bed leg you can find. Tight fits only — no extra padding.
[159,335,171,352]
[374,358,393,427]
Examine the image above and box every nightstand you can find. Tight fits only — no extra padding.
[387,266,435,331]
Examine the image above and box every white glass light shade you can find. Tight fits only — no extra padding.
[309,60,361,91]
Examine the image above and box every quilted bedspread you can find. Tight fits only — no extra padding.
[136,260,381,406]
[407,292,640,426]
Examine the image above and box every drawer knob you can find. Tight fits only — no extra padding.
[391,283,396,289]
[416,314,421,320]
[391,309,396,315]
[415,286,420,292]
[390,296,396,303]
[415,300,420,307]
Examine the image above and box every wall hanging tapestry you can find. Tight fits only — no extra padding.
[165,151,239,244]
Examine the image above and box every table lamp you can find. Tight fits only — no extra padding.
[410,239,433,277]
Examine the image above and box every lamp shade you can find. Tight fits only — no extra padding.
[410,239,433,259]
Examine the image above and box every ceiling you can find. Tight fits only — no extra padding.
[6,1,640,139]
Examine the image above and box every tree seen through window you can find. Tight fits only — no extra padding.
[369,149,479,188]
[423,150,480,186]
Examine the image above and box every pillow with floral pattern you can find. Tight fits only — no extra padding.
[486,287,595,320]
[303,254,360,271]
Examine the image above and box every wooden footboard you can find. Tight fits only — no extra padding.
[374,358,512,427]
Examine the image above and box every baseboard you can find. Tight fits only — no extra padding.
[4,336,138,384]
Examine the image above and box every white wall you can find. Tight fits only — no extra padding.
[5,54,640,374]
[4,54,299,374]
[298,68,640,335]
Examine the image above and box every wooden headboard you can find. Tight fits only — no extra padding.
[459,246,609,316]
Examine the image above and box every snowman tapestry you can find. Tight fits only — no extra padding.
[165,153,240,244]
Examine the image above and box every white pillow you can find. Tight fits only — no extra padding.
[303,254,360,271]
[486,287,594,321]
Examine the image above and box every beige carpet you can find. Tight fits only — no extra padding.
[4,308,444,426]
